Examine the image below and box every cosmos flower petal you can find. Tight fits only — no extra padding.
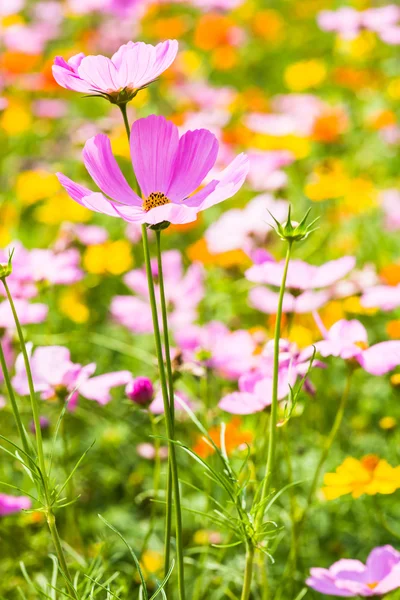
[82,134,140,205]
[56,173,121,217]
[77,55,120,92]
[167,128,219,201]
[360,341,400,375]
[52,64,92,93]
[79,371,133,405]
[130,115,179,198]
[219,392,268,415]
[117,43,157,89]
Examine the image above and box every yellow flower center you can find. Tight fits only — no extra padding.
[142,191,170,212]
[361,454,380,472]
[367,582,378,590]
[354,341,368,350]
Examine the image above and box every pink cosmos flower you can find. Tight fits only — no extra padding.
[380,189,400,231]
[52,40,178,100]
[57,115,248,226]
[149,389,191,415]
[175,321,257,380]
[32,99,68,119]
[12,345,132,407]
[307,545,400,597]
[0,0,25,16]
[0,299,48,329]
[317,8,362,39]
[0,494,31,516]
[205,194,288,255]
[314,318,400,376]
[361,284,400,312]
[111,250,204,334]
[246,256,355,315]
[219,340,321,415]
[246,150,293,191]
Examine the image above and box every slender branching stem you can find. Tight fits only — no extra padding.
[142,224,186,600]
[1,277,77,598]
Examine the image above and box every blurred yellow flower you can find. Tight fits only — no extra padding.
[1,99,32,135]
[110,126,131,159]
[178,50,203,77]
[387,78,400,100]
[284,60,327,91]
[35,193,91,224]
[340,177,377,215]
[253,133,310,159]
[336,32,376,61]
[0,204,18,246]
[16,170,60,205]
[251,9,285,43]
[59,289,89,324]
[305,159,348,201]
[387,320,400,340]
[288,324,315,348]
[83,241,133,276]
[379,417,397,431]
[141,550,163,577]
[188,238,250,268]
[342,296,378,316]
[323,455,400,500]
[391,373,400,387]
[212,46,239,71]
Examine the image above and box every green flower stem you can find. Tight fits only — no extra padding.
[141,412,162,555]
[1,277,77,598]
[0,339,30,456]
[119,104,140,196]
[256,241,293,529]
[142,224,186,600]
[155,229,175,578]
[240,543,255,600]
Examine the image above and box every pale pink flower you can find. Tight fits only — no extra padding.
[246,150,293,192]
[361,284,400,312]
[32,99,68,119]
[307,545,400,597]
[314,318,400,375]
[0,299,48,329]
[12,345,132,406]
[52,40,178,99]
[246,256,355,315]
[380,189,400,230]
[57,115,248,226]
[111,250,204,334]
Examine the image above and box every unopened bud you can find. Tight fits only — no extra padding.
[126,377,154,406]
[269,206,319,243]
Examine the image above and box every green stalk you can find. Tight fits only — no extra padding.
[1,278,77,598]
[256,241,293,528]
[0,339,30,456]
[155,229,175,577]
[142,224,186,600]
[241,241,293,600]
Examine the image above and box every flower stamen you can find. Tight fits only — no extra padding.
[143,191,170,212]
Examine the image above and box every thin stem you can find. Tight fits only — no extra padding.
[141,412,162,555]
[241,543,255,600]
[119,103,131,140]
[0,339,31,456]
[297,370,353,532]
[142,224,186,600]
[256,241,293,529]
[1,278,77,598]
[155,230,175,578]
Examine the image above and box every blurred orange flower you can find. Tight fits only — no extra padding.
[194,417,253,459]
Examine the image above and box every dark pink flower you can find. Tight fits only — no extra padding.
[126,376,154,405]
[57,114,248,226]
[0,494,31,517]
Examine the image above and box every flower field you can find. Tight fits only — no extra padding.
[1,0,400,598]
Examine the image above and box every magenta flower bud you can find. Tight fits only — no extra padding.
[126,377,154,406]
[30,416,50,434]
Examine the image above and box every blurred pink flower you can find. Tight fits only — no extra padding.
[219,339,321,414]
[12,345,132,406]
[361,284,400,312]
[0,299,48,328]
[307,545,400,596]
[32,99,68,119]
[246,150,293,191]
[137,442,169,460]
[314,318,400,375]
[57,115,248,226]
[149,389,191,415]
[0,0,25,17]
[205,194,288,254]
[246,256,355,315]
[176,321,257,380]
[380,189,400,231]
[52,40,178,98]
[0,494,31,517]
[111,250,204,334]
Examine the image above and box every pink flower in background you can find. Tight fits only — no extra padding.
[246,150,293,191]
[246,256,355,315]
[219,340,321,414]
[52,40,178,97]
[137,442,169,460]
[361,284,400,312]
[205,194,288,254]
[0,335,14,385]
[0,244,83,299]
[0,0,25,17]
[380,189,400,231]
[12,345,132,406]
[176,321,257,380]
[0,300,48,328]
[307,545,400,596]
[32,99,68,119]
[173,81,236,110]
[317,8,362,39]
[126,376,154,405]
[111,250,204,334]
[57,115,248,226]
[149,389,191,415]
[314,318,400,375]
[0,494,31,517]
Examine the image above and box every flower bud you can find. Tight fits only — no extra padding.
[269,206,319,243]
[126,376,154,406]
[0,249,14,279]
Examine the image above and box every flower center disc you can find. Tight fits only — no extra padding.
[367,582,378,590]
[143,192,170,212]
